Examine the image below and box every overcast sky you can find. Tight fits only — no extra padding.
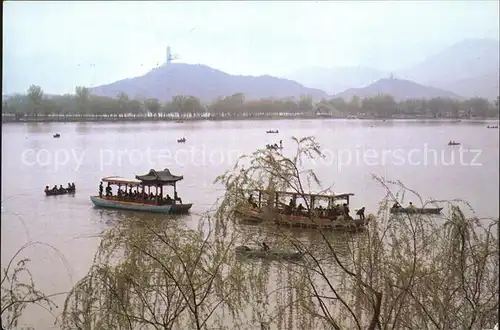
[3,1,499,95]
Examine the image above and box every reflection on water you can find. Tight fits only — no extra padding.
[58,211,363,329]
[26,122,47,133]
[75,122,90,133]
[1,119,499,328]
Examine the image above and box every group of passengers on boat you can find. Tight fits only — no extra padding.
[98,182,182,205]
[266,140,283,150]
[391,202,415,209]
[247,194,366,220]
[45,183,75,193]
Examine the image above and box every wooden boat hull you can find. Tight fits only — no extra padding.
[90,196,192,214]
[235,207,372,231]
[45,189,75,196]
[390,207,443,215]
[235,246,303,261]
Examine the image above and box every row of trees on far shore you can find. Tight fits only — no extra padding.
[2,85,499,121]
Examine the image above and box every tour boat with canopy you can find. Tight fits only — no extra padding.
[235,189,373,231]
[90,168,193,214]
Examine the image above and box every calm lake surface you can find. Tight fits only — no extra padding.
[1,119,499,328]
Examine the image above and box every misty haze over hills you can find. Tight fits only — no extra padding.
[286,67,387,96]
[86,38,497,102]
[3,38,498,103]
[89,64,327,102]
[289,39,499,100]
[334,78,459,101]
[3,2,499,102]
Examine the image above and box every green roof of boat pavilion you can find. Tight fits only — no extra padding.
[135,168,184,186]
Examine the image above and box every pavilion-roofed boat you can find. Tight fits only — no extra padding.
[235,189,374,231]
[90,168,193,214]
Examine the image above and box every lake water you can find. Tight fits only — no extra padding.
[1,119,499,328]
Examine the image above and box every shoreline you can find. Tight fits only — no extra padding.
[2,115,499,124]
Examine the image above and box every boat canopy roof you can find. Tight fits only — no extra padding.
[101,176,142,186]
[249,189,354,200]
[135,168,183,185]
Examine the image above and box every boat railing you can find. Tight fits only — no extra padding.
[246,201,350,221]
[102,195,184,206]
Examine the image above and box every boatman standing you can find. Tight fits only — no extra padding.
[356,206,365,220]
[99,182,103,198]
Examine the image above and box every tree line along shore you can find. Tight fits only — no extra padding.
[2,85,499,123]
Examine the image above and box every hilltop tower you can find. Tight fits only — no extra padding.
[166,46,172,65]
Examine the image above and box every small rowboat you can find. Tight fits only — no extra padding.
[53,133,60,138]
[266,144,282,150]
[448,141,460,146]
[45,187,76,196]
[390,207,443,215]
[177,138,186,143]
[235,246,303,261]
[266,130,279,134]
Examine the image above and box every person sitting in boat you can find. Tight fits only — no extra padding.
[327,207,335,219]
[105,183,112,197]
[279,140,283,149]
[99,182,103,198]
[392,202,400,209]
[262,242,270,252]
[165,194,173,204]
[71,183,75,190]
[297,203,305,215]
[67,183,72,190]
[45,185,50,193]
[314,205,324,218]
[343,203,350,217]
[149,192,155,200]
[408,202,415,209]
[356,207,366,220]
[52,185,58,191]
[58,185,65,192]
[174,191,182,204]
[247,194,258,208]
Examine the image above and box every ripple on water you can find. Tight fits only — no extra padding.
[1,119,499,328]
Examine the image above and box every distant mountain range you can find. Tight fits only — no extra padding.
[333,78,459,101]
[286,66,387,96]
[288,38,499,100]
[3,38,498,103]
[397,39,499,99]
[88,63,328,102]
